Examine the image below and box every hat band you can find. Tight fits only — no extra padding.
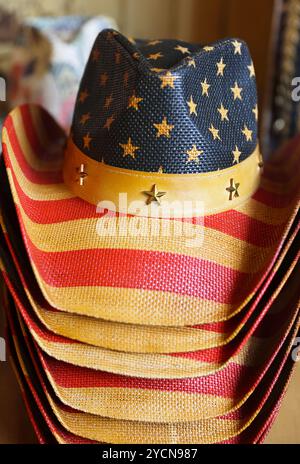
[63,140,262,218]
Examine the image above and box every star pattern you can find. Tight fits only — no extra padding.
[83,133,92,149]
[209,124,221,140]
[103,115,115,130]
[148,52,163,60]
[201,78,210,96]
[232,40,242,55]
[160,71,178,89]
[186,145,203,163]
[187,95,197,115]
[119,138,139,158]
[174,45,190,54]
[154,117,174,138]
[232,146,241,164]
[80,112,91,125]
[242,125,253,141]
[218,103,229,121]
[128,92,143,110]
[216,57,226,76]
[73,30,257,174]
[231,81,243,100]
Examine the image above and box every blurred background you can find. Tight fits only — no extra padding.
[0,0,299,444]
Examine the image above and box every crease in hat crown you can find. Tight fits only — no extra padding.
[63,29,261,215]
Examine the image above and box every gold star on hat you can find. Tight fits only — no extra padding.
[186,145,203,163]
[160,71,178,89]
[83,133,92,149]
[154,117,174,138]
[242,125,253,141]
[174,45,190,54]
[232,40,242,55]
[148,52,163,60]
[103,115,115,130]
[201,78,210,96]
[128,92,143,110]
[79,89,89,103]
[119,137,140,158]
[187,96,197,116]
[247,62,255,77]
[232,146,241,164]
[143,184,166,205]
[218,103,229,121]
[216,57,226,76]
[231,81,243,100]
[80,112,91,125]
[209,124,221,140]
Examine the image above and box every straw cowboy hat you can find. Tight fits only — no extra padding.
[1,29,299,329]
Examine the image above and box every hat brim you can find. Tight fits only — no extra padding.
[7,298,300,443]
[2,104,300,326]
[1,223,299,379]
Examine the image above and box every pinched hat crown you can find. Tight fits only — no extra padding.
[69,29,258,174]
[63,29,261,216]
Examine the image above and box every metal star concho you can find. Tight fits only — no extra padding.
[143,184,166,205]
[226,178,240,200]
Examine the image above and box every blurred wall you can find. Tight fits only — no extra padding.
[1,0,275,102]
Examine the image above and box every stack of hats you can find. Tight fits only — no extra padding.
[0,29,299,444]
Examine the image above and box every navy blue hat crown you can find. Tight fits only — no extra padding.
[71,29,258,174]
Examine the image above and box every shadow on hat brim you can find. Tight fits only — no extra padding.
[1,103,300,326]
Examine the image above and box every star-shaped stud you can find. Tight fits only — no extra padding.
[186,145,203,163]
[203,46,214,52]
[232,40,242,55]
[92,47,100,62]
[128,92,143,110]
[158,166,164,173]
[103,115,115,130]
[77,163,88,186]
[143,184,166,205]
[99,73,109,86]
[216,57,226,76]
[104,94,113,109]
[187,95,197,116]
[231,81,243,100]
[83,133,92,150]
[148,52,163,60]
[174,44,190,54]
[252,104,258,120]
[232,146,241,164]
[147,40,162,46]
[247,61,255,77]
[154,117,174,138]
[242,125,253,141]
[218,103,229,121]
[160,71,178,89]
[119,137,140,159]
[226,178,240,200]
[209,124,221,140]
[80,112,91,125]
[79,89,89,103]
[201,78,210,96]
[187,57,196,67]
